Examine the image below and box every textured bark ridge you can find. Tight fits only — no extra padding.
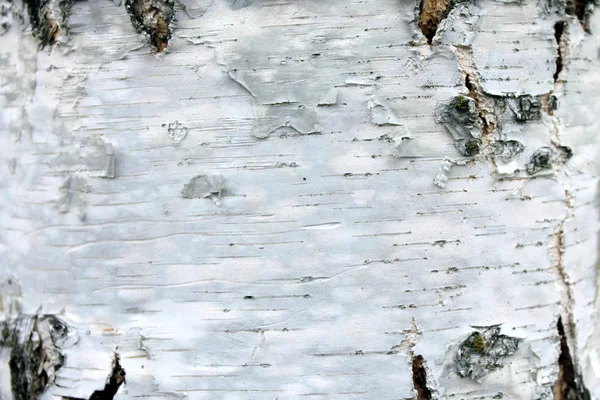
[23,0,74,45]
[125,0,174,52]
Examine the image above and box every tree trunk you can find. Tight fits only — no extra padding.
[1,0,600,399]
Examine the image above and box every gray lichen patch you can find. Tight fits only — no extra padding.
[166,121,188,142]
[24,0,74,46]
[489,140,524,163]
[435,95,482,156]
[456,325,520,382]
[125,0,174,52]
[181,174,226,206]
[507,95,542,122]
[526,145,573,175]
[526,147,553,175]
[1,315,76,400]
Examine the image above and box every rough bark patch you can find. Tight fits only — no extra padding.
[456,325,520,382]
[552,317,591,400]
[418,0,450,44]
[1,316,70,400]
[566,0,595,31]
[125,0,174,52]
[411,355,432,400]
[23,0,73,46]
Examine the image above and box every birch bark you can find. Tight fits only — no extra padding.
[1,0,600,399]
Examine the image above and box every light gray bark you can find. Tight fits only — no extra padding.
[1,0,600,399]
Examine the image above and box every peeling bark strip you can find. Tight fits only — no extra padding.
[411,355,432,400]
[552,318,591,400]
[88,354,126,400]
[23,0,73,45]
[125,0,174,52]
[1,316,70,400]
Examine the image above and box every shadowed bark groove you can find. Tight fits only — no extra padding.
[552,317,591,400]
[412,355,432,400]
[553,21,567,82]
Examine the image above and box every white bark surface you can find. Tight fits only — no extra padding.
[1,0,600,399]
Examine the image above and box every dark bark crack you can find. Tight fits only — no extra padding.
[411,355,432,400]
[552,317,592,400]
[88,353,126,400]
[553,21,567,82]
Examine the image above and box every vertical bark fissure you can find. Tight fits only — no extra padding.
[553,21,566,83]
[455,47,495,137]
[411,355,433,400]
[548,190,593,400]
[552,317,592,400]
